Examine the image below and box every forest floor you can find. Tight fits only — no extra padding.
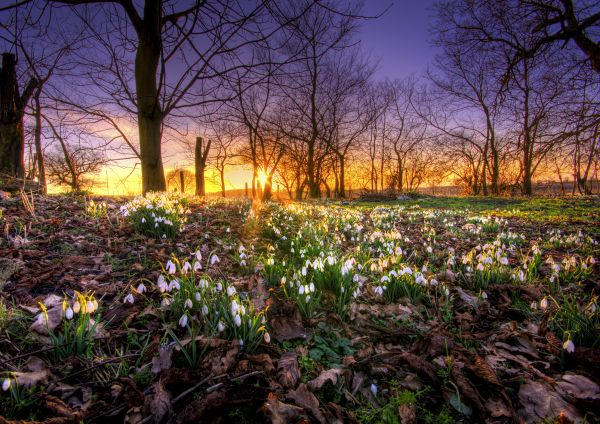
[0,193,599,423]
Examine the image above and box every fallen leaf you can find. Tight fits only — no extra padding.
[262,392,303,424]
[556,373,600,403]
[277,352,300,389]
[518,380,581,423]
[398,403,417,424]
[14,370,49,387]
[143,381,171,424]
[307,368,345,391]
[287,383,326,423]
[151,345,173,374]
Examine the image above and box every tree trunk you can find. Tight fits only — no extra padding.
[338,154,346,198]
[220,170,225,197]
[135,1,166,193]
[262,174,273,201]
[33,91,46,193]
[0,53,37,181]
[195,136,211,197]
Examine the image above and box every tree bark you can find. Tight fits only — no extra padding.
[33,91,46,193]
[135,0,166,193]
[0,53,37,181]
[194,136,211,197]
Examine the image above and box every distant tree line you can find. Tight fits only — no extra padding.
[0,0,598,197]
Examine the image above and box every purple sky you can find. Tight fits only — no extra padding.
[360,0,438,80]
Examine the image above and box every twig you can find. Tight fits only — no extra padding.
[0,345,57,367]
[57,353,139,382]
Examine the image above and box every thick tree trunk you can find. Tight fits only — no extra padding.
[135,1,166,193]
[0,53,37,181]
[195,136,211,197]
[262,174,273,201]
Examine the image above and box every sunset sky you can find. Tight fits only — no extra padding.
[48,1,439,195]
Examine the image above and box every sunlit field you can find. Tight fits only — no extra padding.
[0,193,598,423]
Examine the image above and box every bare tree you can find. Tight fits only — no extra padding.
[0,53,37,181]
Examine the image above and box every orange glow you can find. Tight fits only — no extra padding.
[258,168,268,188]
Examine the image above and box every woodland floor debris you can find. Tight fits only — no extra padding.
[0,194,598,423]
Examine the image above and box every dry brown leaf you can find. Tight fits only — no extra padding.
[151,345,173,375]
[451,362,485,413]
[270,314,309,343]
[277,352,300,389]
[307,368,345,391]
[471,356,501,386]
[287,383,326,424]
[485,398,512,418]
[262,392,304,424]
[248,353,275,374]
[518,380,581,423]
[556,373,600,403]
[398,403,417,424]
[143,381,172,424]
[14,370,49,388]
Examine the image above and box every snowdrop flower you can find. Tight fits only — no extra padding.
[263,332,271,343]
[480,291,488,300]
[72,301,81,314]
[184,298,193,309]
[2,379,11,392]
[234,314,242,327]
[540,297,549,310]
[216,282,223,292]
[299,285,305,295]
[182,261,191,273]
[305,295,311,303]
[168,279,180,291]
[86,300,95,313]
[563,339,575,353]
[136,283,147,294]
[202,305,209,315]
[227,286,236,297]
[500,256,509,266]
[65,306,74,319]
[476,263,485,271]
[309,282,315,292]
[280,276,286,285]
[370,384,378,396]
[124,294,135,304]
[141,217,146,223]
[161,298,172,307]
[179,314,188,328]
[426,246,433,254]
[195,292,201,302]
[193,261,202,272]
[374,286,384,296]
[195,251,202,261]
[166,260,176,275]
[210,254,220,265]
[301,267,307,276]
[217,321,225,333]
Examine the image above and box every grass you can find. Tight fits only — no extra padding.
[354,196,600,230]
